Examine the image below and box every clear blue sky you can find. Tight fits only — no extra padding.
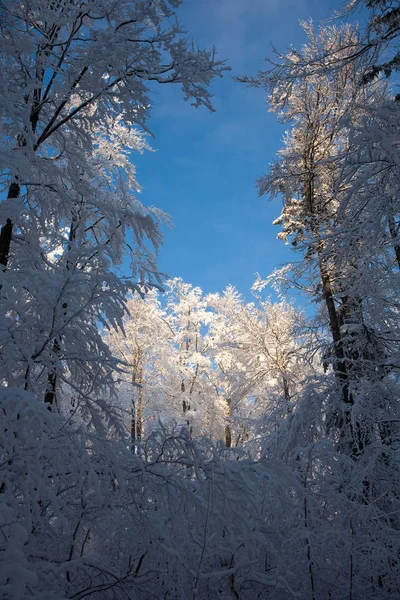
[133,0,353,299]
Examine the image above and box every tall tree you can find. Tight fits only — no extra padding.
[105,290,172,451]
[0,0,225,416]
[238,22,389,456]
[161,278,221,439]
[208,282,315,449]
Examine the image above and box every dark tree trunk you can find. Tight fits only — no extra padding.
[44,339,60,410]
[388,212,400,271]
[0,218,13,270]
[0,16,61,272]
[303,164,350,404]
[131,362,143,454]
[319,261,350,402]
[225,398,232,448]
[303,164,364,455]
[282,374,290,405]
[131,397,136,454]
[0,182,20,270]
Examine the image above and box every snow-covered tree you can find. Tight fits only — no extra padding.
[207,281,316,450]
[105,289,174,451]
[238,22,396,457]
[341,0,400,86]
[160,278,222,439]
[234,17,400,597]
[107,279,225,445]
[3,2,400,598]
[0,0,225,419]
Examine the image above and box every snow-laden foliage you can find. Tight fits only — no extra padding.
[0,0,226,416]
[2,1,400,598]
[238,21,400,458]
[106,278,313,450]
[234,14,400,598]
[3,382,400,600]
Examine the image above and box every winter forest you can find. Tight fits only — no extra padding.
[0,0,400,598]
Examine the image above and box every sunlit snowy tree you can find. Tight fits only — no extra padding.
[239,22,397,456]
[0,0,225,415]
[236,18,400,598]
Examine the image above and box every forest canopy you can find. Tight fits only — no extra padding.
[0,1,399,599]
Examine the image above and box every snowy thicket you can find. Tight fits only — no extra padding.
[106,279,314,450]
[1,1,400,599]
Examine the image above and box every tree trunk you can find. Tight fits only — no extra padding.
[42,216,77,407]
[304,495,316,600]
[131,396,136,454]
[0,64,44,272]
[225,397,232,448]
[0,182,19,270]
[44,339,60,410]
[303,163,351,405]
[319,263,372,456]
[136,367,143,444]
[282,373,291,406]
[388,212,400,271]
[319,260,350,403]
[131,360,143,454]
[304,165,364,455]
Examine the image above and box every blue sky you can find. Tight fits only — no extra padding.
[133,0,351,299]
